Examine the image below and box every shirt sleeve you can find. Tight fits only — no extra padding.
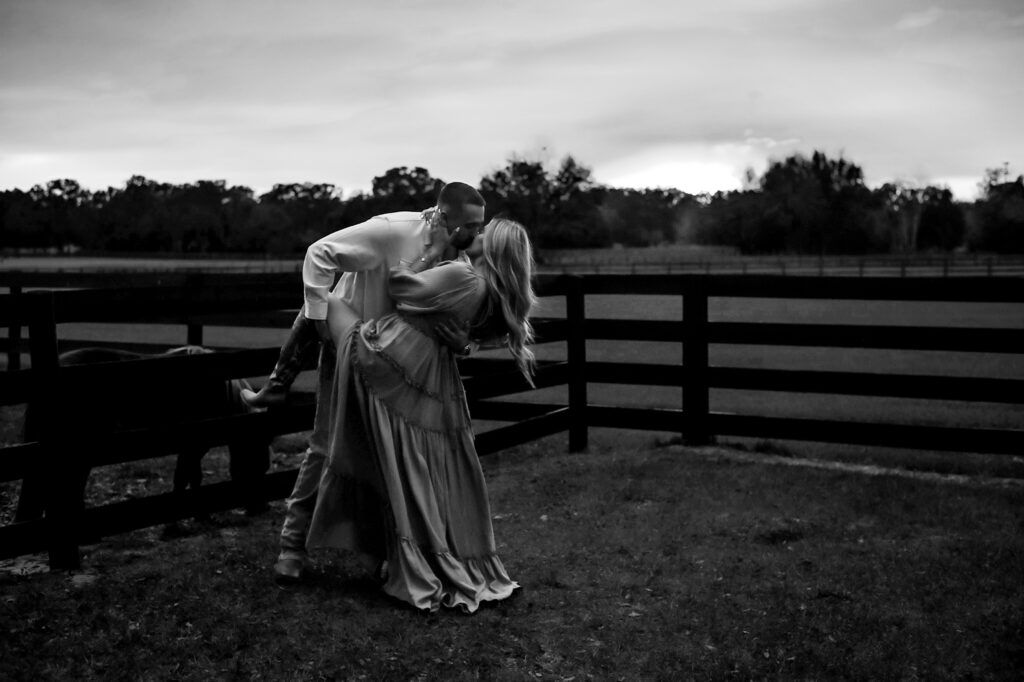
[388,261,480,315]
[302,216,394,319]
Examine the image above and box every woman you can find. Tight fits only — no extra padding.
[307,218,537,613]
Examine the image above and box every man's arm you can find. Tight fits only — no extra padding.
[302,216,394,320]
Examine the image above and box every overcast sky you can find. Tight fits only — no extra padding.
[1,0,1021,200]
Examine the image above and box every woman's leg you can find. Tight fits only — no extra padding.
[328,295,361,348]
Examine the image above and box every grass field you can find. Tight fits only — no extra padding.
[1,433,1022,680]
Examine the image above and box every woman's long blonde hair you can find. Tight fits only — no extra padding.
[476,218,538,386]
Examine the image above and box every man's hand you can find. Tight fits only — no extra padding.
[426,210,453,258]
[435,318,471,354]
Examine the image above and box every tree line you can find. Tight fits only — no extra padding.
[1,152,1021,255]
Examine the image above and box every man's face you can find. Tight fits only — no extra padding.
[443,204,486,251]
[464,219,492,260]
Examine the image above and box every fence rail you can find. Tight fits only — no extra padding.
[1,272,1022,568]
[541,252,1024,278]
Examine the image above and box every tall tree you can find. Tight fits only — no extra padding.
[969,166,1024,252]
[371,166,443,209]
[915,187,966,251]
[480,155,605,247]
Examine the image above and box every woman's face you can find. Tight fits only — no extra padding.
[465,220,492,260]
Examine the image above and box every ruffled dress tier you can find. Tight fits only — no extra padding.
[307,261,518,613]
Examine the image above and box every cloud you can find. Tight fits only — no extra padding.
[895,7,945,31]
[1,0,1022,200]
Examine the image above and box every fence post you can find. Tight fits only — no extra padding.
[187,322,204,346]
[8,285,22,370]
[566,275,588,452]
[185,274,204,346]
[27,291,82,570]
[682,276,712,445]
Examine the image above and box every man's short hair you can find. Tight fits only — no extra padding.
[437,182,485,210]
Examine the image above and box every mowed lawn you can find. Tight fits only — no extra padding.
[1,433,1022,680]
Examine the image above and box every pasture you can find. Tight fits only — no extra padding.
[1,434,1021,680]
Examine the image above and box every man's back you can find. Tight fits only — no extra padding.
[310,211,430,323]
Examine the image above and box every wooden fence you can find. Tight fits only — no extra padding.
[1,273,1022,569]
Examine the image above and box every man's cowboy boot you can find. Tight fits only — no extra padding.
[243,311,322,408]
[273,557,305,585]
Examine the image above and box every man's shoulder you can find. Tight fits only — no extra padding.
[375,210,427,225]
[374,210,428,239]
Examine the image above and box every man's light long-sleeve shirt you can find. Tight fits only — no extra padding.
[302,211,435,323]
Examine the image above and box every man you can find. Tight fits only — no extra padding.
[253,181,486,584]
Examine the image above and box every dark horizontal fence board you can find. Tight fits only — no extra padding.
[182,310,300,329]
[54,340,238,356]
[0,271,300,291]
[570,274,1024,302]
[585,405,682,432]
[587,361,684,387]
[469,400,564,422]
[54,347,282,388]
[582,274,683,296]
[46,286,298,324]
[534,274,574,297]
[83,405,317,469]
[6,339,269,361]
[579,319,1024,354]
[80,470,300,539]
[0,442,45,482]
[455,357,518,375]
[458,357,565,376]
[462,362,569,401]
[531,317,569,344]
[708,367,1024,403]
[708,322,1024,353]
[587,361,1024,403]
[474,407,570,456]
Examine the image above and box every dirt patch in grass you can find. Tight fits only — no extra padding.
[2,432,1022,681]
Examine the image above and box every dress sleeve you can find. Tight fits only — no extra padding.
[388,261,481,315]
[302,216,394,319]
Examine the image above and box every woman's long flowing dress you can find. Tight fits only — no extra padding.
[307,260,518,613]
